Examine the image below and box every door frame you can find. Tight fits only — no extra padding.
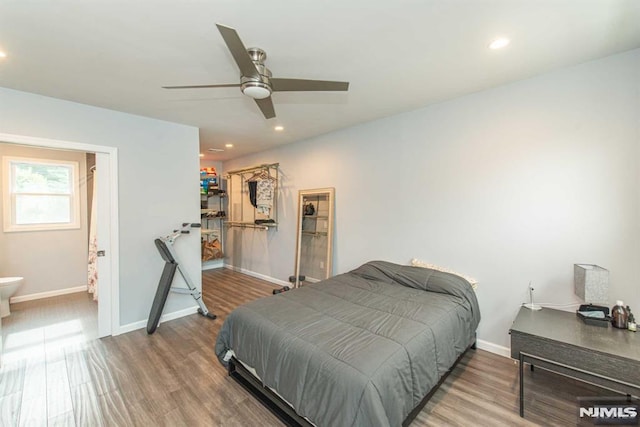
[0,132,119,337]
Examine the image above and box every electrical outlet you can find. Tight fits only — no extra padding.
[320,261,324,269]
[323,221,328,229]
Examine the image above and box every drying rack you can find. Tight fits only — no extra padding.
[225,163,279,230]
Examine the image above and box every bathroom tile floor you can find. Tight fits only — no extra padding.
[0,292,98,426]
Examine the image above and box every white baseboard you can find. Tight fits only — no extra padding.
[117,305,199,335]
[476,339,511,358]
[202,259,224,271]
[223,264,289,287]
[10,285,88,303]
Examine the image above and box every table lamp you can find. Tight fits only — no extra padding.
[574,264,609,305]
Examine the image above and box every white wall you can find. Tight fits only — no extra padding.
[0,88,201,327]
[0,144,89,297]
[223,48,640,349]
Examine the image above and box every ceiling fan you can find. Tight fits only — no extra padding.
[163,24,349,119]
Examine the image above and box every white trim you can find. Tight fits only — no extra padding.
[223,264,288,287]
[118,305,199,335]
[0,132,120,337]
[10,285,88,303]
[476,339,511,358]
[106,151,120,336]
[93,152,120,338]
[201,259,224,271]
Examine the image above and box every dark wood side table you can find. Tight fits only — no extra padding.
[509,306,640,417]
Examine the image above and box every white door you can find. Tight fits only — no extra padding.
[95,152,113,338]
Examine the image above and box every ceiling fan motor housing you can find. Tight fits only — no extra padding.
[247,47,267,64]
[241,48,272,99]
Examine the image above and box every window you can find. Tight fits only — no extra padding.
[2,156,81,232]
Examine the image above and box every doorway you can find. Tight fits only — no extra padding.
[0,132,119,338]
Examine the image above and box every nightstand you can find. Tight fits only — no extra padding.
[509,306,640,417]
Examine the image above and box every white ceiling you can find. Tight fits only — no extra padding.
[1,1,639,161]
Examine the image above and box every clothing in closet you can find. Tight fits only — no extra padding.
[256,179,275,214]
[248,181,258,208]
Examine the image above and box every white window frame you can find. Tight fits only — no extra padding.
[2,156,81,232]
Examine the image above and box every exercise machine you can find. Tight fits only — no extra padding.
[147,223,216,334]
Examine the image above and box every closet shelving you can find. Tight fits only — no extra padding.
[201,201,225,233]
[200,173,226,267]
[225,163,279,230]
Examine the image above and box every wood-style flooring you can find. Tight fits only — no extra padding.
[0,269,612,426]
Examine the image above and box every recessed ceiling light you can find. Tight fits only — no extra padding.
[208,148,225,152]
[489,38,510,50]
[0,51,7,59]
[225,143,234,148]
[199,153,204,157]
[274,126,284,131]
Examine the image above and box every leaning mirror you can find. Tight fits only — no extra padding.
[294,188,335,287]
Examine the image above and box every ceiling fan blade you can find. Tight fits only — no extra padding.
[162,84,240,89]
[216,24,260,78]
[254,97,276,119]
[271,78,349,92]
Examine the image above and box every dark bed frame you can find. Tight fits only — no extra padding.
[227,338,477,427]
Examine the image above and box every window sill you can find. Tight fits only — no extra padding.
[3,223,81,233]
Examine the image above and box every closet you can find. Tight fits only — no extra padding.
[200,167,225,268]
[225,163,279,230]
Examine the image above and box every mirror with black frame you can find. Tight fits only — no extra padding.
[294,188,335,288]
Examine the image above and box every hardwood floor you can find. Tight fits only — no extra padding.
[1,269,612,426]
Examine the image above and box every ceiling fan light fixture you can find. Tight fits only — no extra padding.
[242,82,272,99]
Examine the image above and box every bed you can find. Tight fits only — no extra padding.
[215,260,481,427]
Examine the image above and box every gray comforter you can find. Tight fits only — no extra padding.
[215,261,481,427]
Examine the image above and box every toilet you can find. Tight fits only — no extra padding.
[0,277,24,318]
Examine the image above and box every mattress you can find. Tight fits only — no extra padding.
[215,260,481,427]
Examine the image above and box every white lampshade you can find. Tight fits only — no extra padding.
[574,264,609,304]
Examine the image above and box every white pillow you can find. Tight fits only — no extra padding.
[410,258,478,290]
